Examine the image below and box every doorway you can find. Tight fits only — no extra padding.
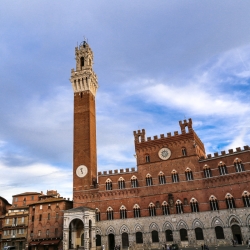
[108,234,115,250]
[231,225,242,244]
[122,233,129,249]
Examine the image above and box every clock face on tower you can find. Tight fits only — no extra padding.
[158,148,171,160]
[76,165,88,178]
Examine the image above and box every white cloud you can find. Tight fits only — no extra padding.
[0,160,72,203]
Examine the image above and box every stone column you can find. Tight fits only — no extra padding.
[71,229,77,249]
[91,226,96,250]
[63,228,70,250]
[84,223,89,250]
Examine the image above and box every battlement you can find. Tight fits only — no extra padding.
[199,145,250,161]
[133,119,193,143]
[179,118,193,133]
[98,167,136,176]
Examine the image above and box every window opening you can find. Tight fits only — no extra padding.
[209,195,219,211]
[120,206,127,219]
[106,207,113,220]
[162,201,170,215]
[133,204,141,218]
[146,174,153,186]
[118,177,125,189]
[176,200,183,214]
[158,172,166,184]
[225,193,235,209]
[131,176,138,188]
[106,179,112,190]
[148,203,156,216]
[190,198,199,212]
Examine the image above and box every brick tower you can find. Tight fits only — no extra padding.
[70,41,98,200]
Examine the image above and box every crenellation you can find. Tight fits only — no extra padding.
[133,129,146,143]
[120,169,124,173]
[160,134,164,138]
[98,171,102,175]
[167,132,171,137]
[125,168,129,172]
[114,170,118,173]
[236,147,241,152]
[153,135,158,140]
[174,131,178,136]
[109,170,112,174]
[202,146,250,161]
[179,118,193,134]
[147,137,151,141]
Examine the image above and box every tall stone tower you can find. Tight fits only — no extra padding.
[70,41,98,199]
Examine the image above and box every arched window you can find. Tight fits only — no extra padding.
[215,226,225,239]
[225,193,236,209]
[242,191,250,207]
[218,161,228,175]
[234,158,244,172]
[195,228,204,240]
[106,207,113,220]
[180,228,188,241]
[105,179,112,190]
[158,171,166,184]
[133,204,141,218]
[182,147,187,156]
[203,164,212,178]
[162,201,170,215]
[190,198,199,212]
[95,208,100,222]
[118,177,125,189]
[145,154,150,163]
[148,203,156,217]
[185,168,193,181]
[209,195,219,211]
[96,235,101,246]
[131,175,138,188]
[151,230,159,242]
[165,229,173,242]
[146,174,153,186]
[176,200,183,214]
[120,205,127,219]
[136,232,143,243]
[80,57,84,68]
[171,170,179,183]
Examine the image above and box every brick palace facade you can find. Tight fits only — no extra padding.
[63,41,250,250]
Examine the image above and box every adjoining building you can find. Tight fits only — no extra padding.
[27,190,73,250]
[0,196,11,250]
[63,41,250,250]
[1,192,41,250]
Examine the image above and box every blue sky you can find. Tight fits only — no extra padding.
[0,1,250,203]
